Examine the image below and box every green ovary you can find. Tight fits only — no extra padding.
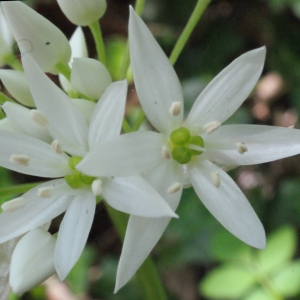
[64,156,96,189]
[170,127,204,164]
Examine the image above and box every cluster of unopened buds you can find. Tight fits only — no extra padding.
[0,0,300,297]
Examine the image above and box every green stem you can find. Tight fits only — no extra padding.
[0,182,44,197]
[55,62,71,81]
[122,118,132,133]
[106,205,168,300]
[4,53,23,71]
[131,109,145,132]
[118,0,146,80]
[169,0,211,66]
[89,21,106,65]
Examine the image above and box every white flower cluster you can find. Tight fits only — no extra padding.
[0,0,300,297]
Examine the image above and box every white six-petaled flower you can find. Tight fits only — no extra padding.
[0,53,176,290]
[77,7,300,291]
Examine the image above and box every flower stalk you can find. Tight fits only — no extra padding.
[89,20,106,65]
[169,0,211,66]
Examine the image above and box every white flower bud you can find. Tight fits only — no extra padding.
[57,0,107,26]
[9,228,56,295]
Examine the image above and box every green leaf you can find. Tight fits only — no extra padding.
[199,264,256,299]
[244,288,274,300]
[272,260,300,297]
[257,226,297,274]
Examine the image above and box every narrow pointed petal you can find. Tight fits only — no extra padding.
[0,130,69,177]
[203,124,300,165]
[71,58,112,100]
[59,26,88,93]
[0,70,34,107]
[0,180,72,244]
[2,1,71,74]
[22,54,89,156]
[2,102,52,143]
[72,99,96,125]
[103,175,177,218]
[10,228,55,295]
[129,7,183,134]
[186,47,266,134]
[57,0,107,26]
[88,80,127,149]
[77,131,164,177]
[115,161,183,292]
[55,192,95,280]
[188,159,265,248]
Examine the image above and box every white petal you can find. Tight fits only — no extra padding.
[55,192,95,280]
[77,131,164,177]
[203,124,300,165]
[188,159,265,248]
[88,80,127,149]
[2,1,71,74]
[0,70,34,107]
[71,58,112,100]
[10,228,55,295]
[103,175,177,218]
[129,7,183,135]
[57,0,107,26]
[0,7,13,67]
[72,98,96,125]
[115,160,183,292]
[2,102,52,143]
[186,47,266,134]
[0,130,70,177]
[0,118,13,131]
[22,54,89,156]
[0,180,72,244]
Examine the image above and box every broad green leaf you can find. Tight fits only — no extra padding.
[272,260,300,297]
[199,264,255,299]
[257,226,296,273]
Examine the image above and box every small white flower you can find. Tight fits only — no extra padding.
[0,54,176,282]
[2,1,71,74]
[57,0,107,26]
[78,8,300,292]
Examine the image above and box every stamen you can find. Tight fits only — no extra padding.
[169,101,181,116]
[161,146,171,159]
[29,110,49,127]
[204,121,221,134]
[210,171,220,188]
[167,182,181,194]
[38,186,53,198]
[188,144,205,152]
[92,179,103,196]
[1,197,25,212]
[236,142,248,154]
[10,154,30,166]
[288,125,294,128]
[51,139,63,154]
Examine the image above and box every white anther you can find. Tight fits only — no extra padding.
[161,146,171,159]
[210,171,220,188]
[288,125,295,128]
[38,186,53,198]
[92,179,103,196]
[204,121,221,134]
[236,142,248,154]
[169,101,181,116]
[30,109,49,127]
[1,197,25,212]
[10,154,30,166]
[51,139,63,154]
[167,182,181,194]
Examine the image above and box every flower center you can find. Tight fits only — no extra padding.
[64,156,96,189]
[169,127,204,164]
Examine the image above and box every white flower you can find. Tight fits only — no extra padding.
[9,228,56,295]
[78,8,300,291]
[0,54,176,282]
[2,1,71,74]
[57,0,107,26]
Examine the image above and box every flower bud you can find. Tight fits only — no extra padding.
[9,228,56,295]
[57,0,107,26]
